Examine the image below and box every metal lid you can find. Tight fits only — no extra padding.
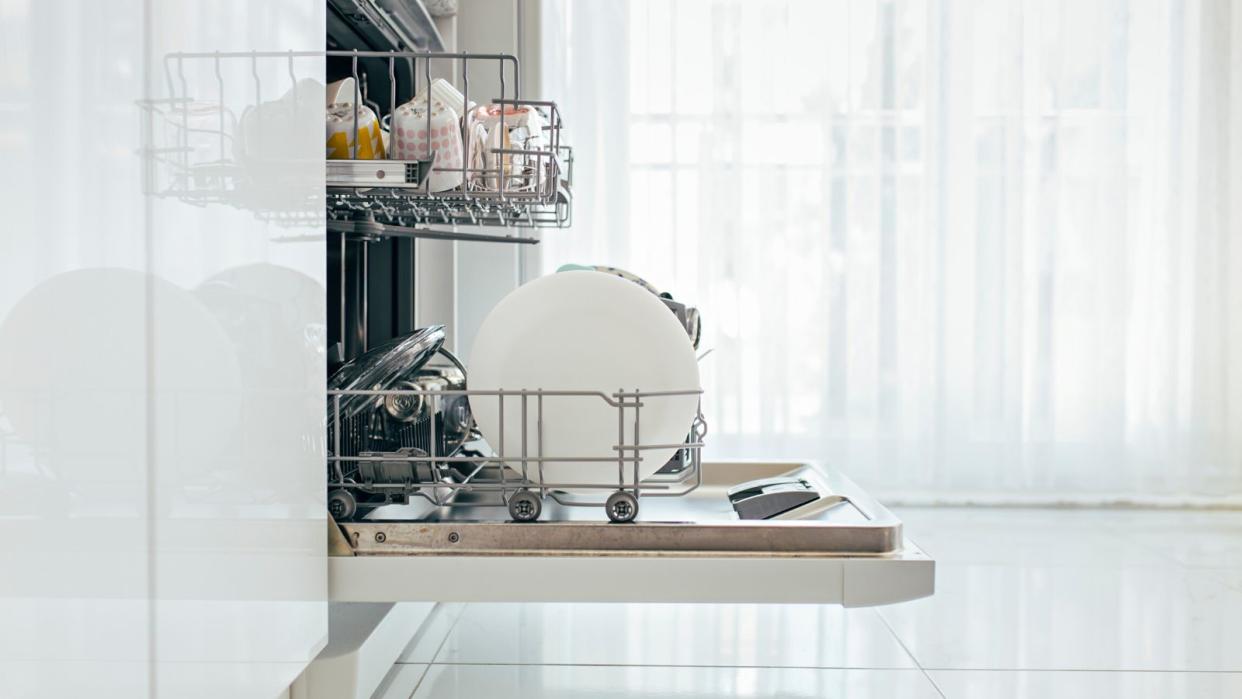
[327,325,446,422]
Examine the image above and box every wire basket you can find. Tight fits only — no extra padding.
[140,49,572,232]
[327,387,706,523]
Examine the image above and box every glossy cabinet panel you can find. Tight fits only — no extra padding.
[0,2,326,697]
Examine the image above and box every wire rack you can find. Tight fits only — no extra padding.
[140,49,572,234]
[327,387,707,523]
[325,147,573,229]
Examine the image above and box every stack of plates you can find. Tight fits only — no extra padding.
[469,271,701,490]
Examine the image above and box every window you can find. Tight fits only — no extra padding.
[540,0,1242,500]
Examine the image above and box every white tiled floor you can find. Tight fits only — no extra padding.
[433,603,916,668]
[373,507,1242,698]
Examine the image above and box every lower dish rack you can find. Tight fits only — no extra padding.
[325,383,922,564]
[327,386,706,524]
[326,391,934,606]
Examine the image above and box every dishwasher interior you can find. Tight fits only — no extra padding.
[319,46,933,606]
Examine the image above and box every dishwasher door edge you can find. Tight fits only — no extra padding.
[328,539,933,607]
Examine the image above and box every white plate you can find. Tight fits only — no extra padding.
[468,271,701,490]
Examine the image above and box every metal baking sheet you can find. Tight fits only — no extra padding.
[337,462,906,556]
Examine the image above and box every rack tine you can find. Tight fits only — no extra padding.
[520,391,529,482]
[537,390,545,495]
[498,389,507,493]
[632,387,641,496]
[616,388,625,486]
[333,395,342,481]
[424,55,432,193]
[498,59,506,198]
[351,52,360,158]
[388,56,396,140]
[461,53,469,195]
[429,391,439,477]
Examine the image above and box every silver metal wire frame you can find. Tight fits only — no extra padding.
[327,388,706,508]
[143,49,569,229]
[318,49,560,204]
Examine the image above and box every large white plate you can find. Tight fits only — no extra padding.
[468,271,701,490]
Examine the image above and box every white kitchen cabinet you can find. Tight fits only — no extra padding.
[0,2,327,698]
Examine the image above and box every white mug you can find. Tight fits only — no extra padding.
[411,78,470,115]
[326,102,385,160]
[325,77,356,107]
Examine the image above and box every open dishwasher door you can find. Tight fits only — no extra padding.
[328,461,933,607]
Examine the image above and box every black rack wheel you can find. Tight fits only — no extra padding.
[507,490,542,522]
[605,490,639,523]
[328,489,357,520]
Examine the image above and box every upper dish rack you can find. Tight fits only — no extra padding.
[324,49,572,231]
[140,49,572,234]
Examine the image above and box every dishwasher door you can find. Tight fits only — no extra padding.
[328,461,934,607]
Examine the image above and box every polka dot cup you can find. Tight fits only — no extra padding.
[389,99,464,192]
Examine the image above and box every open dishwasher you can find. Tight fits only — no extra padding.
[171,43,929,607]
[324,332,931,607]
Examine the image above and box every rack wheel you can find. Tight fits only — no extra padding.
[605,491,639,523]
[328,489,357,520]
[508,490,542,522]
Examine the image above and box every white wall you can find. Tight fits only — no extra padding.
[418,0,548,363]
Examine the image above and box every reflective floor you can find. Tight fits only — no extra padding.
[373,507,1242,698]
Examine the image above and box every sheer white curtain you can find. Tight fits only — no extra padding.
[539,0,1242,501]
